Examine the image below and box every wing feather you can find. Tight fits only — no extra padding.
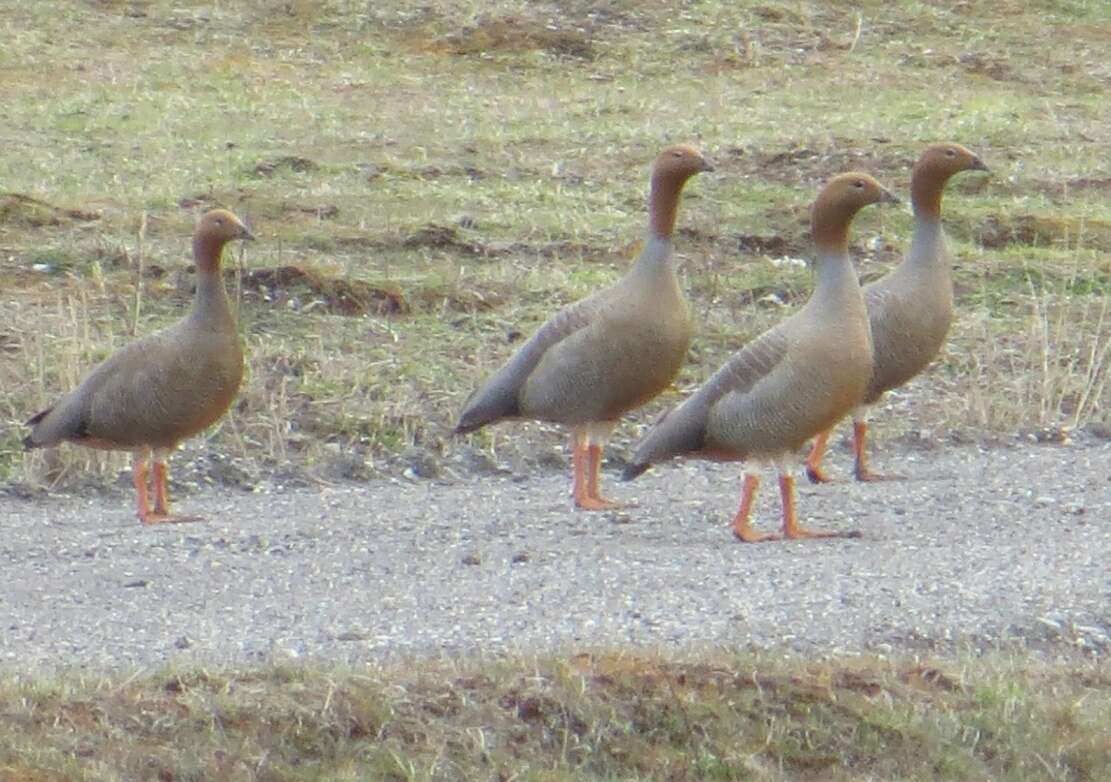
[625,325,790,473]
[454,291,604,433]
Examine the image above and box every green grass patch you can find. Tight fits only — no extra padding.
[0,651,1106,781]
[1,0,1108,484]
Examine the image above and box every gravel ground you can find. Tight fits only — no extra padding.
[0,439,1107,672]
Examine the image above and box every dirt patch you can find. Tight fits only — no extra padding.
[402,224,492,257]
[394,225,610,263]
[250,156,320,178]
[435,16,595,60]
[413,164,486,182]
[731,143,911,186]
[412,281,513,313]
[180,193,339,223]
[957,51,1022,82]
[1026,176,1111,199]
[978,214,1111,250]
[179,194,238,211]
[1066,176,1111,192]
[239,266,408,316]
[696,3,868,71]
[0,193,101,227]
[734,232,799,256]
[508,238,611,262]
[674,225,723,245]
[898,665,961,693]
[291,203,340,220]
[979,215,1045,248]
[307,227,606,263]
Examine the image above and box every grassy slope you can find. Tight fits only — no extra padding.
[0,5,1109,777]
[1,652,1107,781]
[1,0,1108,486]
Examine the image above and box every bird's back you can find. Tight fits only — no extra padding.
[26,317,243,451]
[705,308,872,458]
[457,249,692,431]
[862,239,954,402]
[627,268,873,473]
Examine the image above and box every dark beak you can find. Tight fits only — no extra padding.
[700,159,716,173]
[238,224,257,241]
[879,187,901,205]
[969,156,989,173]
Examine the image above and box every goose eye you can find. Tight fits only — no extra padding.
[854,180,865,188]
[945,148,957,157]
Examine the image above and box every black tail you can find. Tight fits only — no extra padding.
[453,420,481,436]
[454,398,517,437]
[23,407,51,450]
[622,461,651,482]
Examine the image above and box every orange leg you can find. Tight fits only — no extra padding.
[153,460,171,516]
[569,432,581,497]
[140,456,203,525]
[780,474,862,540]
[572,435,617,511]
[133,457,155,524]
[852,421,901,482]
[570,431,598,509]
[584,443,620,509]
[805,429,834,484]
[731,473,780,542]
[570,431,587,501]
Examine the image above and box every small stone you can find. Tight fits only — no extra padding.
[1037,616,1063,632]
[403,447,441,479]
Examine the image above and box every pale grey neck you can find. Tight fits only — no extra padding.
[809,250,862,312]
[629,235,677,278]
[906,216,949,270]
[191,272,235,329]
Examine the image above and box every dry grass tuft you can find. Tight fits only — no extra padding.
[961,253,1110,431]
[0,651,1107,780]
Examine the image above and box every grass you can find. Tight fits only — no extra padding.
[0,650,1107,780]
[0,5,1108,775]
[0,0,1108,490]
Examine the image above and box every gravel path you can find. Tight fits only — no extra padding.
[1,439,1107,672]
